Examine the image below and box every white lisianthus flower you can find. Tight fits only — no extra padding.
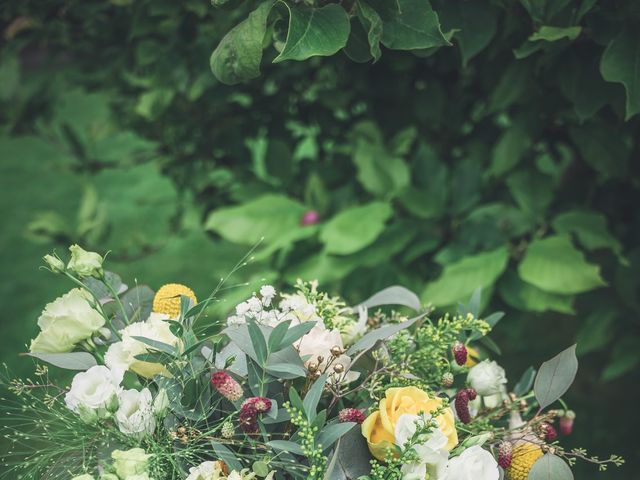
[67,244,104,278]
[394,414,450,480]
[111,448,151,478]
[296,322,358,383]
[71,475,95,480]
[116,388,156,438]
[467,360,507,396]
[337,305,368,345]
[185,461,226,480]
[105,313,179,378]
[100,474,119,480]
[65,366,122,417]
[30,288,105,353]
[446,445,499,480]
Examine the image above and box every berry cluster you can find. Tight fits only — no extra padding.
[211,371,244,402]
[454,387,477,424]
[239,397,272,434]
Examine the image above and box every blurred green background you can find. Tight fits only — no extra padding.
[1,0,639,477]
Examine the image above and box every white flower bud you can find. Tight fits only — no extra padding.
[43,254,65,273]
[67,244,103,278]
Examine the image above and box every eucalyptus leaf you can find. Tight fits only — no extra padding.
[358,285,421,312]
[25,352,97,371]
[534,345,578,410]
[528,453,574,480]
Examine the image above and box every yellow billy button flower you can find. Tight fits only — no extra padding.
[153,283,197,318]
[361,386,458,461]
[506,443,544,480]
[465,345,482,367]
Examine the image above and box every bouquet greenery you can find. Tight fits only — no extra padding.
[1,246,623,480]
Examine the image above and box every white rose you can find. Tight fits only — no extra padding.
[105,313,179,378]
[185,461,225,480]
[67,244,104,278]
[467,360,507,396]
[65,366,122,415]
[116,388,156,438]
[395,414,450,480]
[446,445,499,480]
[30,288,105,353]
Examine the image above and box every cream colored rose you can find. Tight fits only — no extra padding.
[30,288,105,353]
[446,445,499,480]
[467,360,507,396]
[185,461,227,480]
[105,313,179,378]
[111,448,150,478]
[296,322,357,382]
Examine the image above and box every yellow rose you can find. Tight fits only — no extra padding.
[361,386,458,461]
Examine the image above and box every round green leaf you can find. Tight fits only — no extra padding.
[528,453,574,480]
[319,202,392,255]
[518,235,606,295]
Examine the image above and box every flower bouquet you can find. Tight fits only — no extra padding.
[1,246,623,480]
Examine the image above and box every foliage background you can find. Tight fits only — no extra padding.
[1,0,638,477]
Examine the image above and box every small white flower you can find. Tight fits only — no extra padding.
[235,301,250,316]
[467,360,507,396]
[65,365,122,415]
[185,461,226,480]
[395,414,450,480]
[259,285,276,306]
[446,445,499,480]
[247,296,262,313]
[116,388,156,438]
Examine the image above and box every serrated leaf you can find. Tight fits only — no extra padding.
[320,202,392,255]
[422,247,509,306]
[600,28,640,120]
[274,3,350,63]
[210,1,274,85]
[534,345,578,410]
[518,235,606,295]
[356,0,383,61]
[528,453,574,480]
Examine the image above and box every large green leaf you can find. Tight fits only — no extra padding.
[569,122,630,179]
[205,194,307,245]
[319,202,392,255]
[600,28,640,120]
[356,0,383,61]
[351,122,410,198]
[368,0,450,50]
[534,344,578,410]
[552,210,623,258]
[499,271,575,314]
[518,235,606,295]
[529,26,581,42]
[274,3,350,63]
[488,122,532,177]
[436,0,498,65]
[210,1,274,85]
[422,247,509,306]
